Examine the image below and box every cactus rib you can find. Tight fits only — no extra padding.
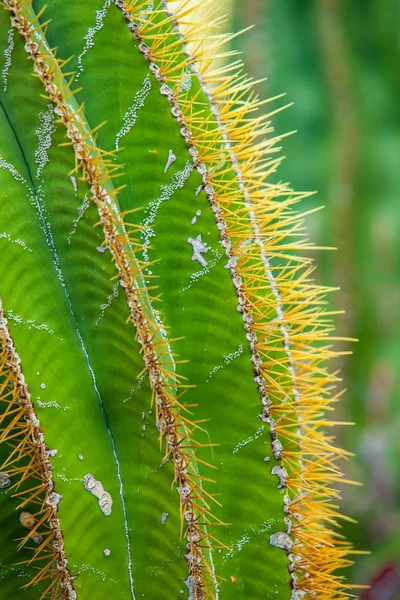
[116,1,359,598]
[2,1,225,597]
[0,299,75,599]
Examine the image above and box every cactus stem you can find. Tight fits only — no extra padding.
[113,1,362,597]
[3,1,227,597]
[0,298,75,599]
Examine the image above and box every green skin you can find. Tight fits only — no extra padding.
[0,1,291,599]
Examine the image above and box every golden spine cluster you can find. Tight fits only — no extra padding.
[0,299,75,599]
[118,1,361,598]
[3,1,223,598]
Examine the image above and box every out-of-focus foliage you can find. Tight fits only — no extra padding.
[232,0,400,596]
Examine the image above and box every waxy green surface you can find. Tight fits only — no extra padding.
[0,2,291,598]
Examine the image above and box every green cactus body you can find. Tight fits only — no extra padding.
[0,1,357,599]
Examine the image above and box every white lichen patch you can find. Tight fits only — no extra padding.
[67,193,90,245]
[232,425,265,455]
[191,210,201,225]
[164,149,177,173]
[115,74,151,150]
[269,531,292,553]
[99,492,113,517]
[207,344,244,382]
[2,26,14,92]
[34,104,56,179]
[76,0,111,80]
[83,473,113,516]
[0,232,32,253]
[271,465,288,489]
[0,473,11,489]
[187,234,210,267]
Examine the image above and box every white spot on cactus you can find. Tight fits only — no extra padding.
[99,492,113,517]
[96,281,120,326]
[40,383,46,390]
[76,1,111,80]
[32,534,43,545]
[0,155,27,185]
[161,512,169,525]
[0,232,33,253]
[141,161,193,267]
[115,75,151,150]
[67,193,90,245]
[0,473,11,489]
[104,548,111,557]
[84,473,113,516]
[70,175,78,195]
[207,344,244,382]
[96,245,108,253]
[232,425,264,455]
[35,104,56,179]
[270,531,292,552]
[2,27,14,92]
[164,149,177,173]
[225,520,276,560]
[37,399,63,410]
[191,210,201,225]
[187,234,210,267]
[182,249,223,292]
[6,309,60,339]
[78,454,84,461]
[180,69,193,92]
[47,448,58,457]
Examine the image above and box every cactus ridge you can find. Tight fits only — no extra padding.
[2,1,225,598]
[117,2,361,598]
[0,300,75,599]
[0,0,363,598]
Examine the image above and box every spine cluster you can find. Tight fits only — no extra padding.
[0,300,75,599]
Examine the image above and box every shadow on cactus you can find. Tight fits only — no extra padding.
[0,1,364,599]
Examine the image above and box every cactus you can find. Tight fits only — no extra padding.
[0,1,359,599]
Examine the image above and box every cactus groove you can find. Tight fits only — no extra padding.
[0,1,360,599]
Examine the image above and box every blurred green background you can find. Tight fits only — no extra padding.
[232,0,400,597]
